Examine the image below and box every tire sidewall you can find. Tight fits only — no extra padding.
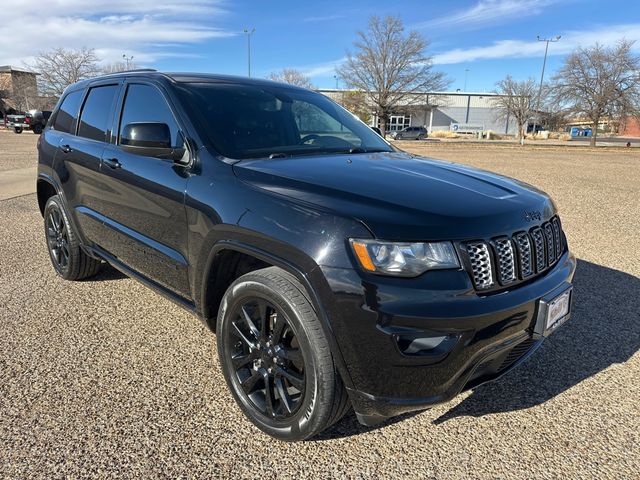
[217,277,324,441]
[43,196,71,278]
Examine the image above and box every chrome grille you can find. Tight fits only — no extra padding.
[514,232,533,278]
[492,238,516,285]
[463,216,565,291]
[466,242,494,289]
[531,227,546,273]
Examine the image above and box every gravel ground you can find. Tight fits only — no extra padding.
[0,128,39,172]
[1,135,639,478]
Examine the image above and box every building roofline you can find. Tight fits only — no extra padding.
[317,88,506,96]
[0,65,39,75]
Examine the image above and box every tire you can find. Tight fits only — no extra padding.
[32,124,43,134]
[14,127,22,134]
[43,195,102,280]
[417,134,424,140]
[396,134,402,140]
[217,266,350,441]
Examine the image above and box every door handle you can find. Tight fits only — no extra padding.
[60,144,73,153]
[103,158,121,169]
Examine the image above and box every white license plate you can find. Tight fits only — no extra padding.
[546,290,571,331]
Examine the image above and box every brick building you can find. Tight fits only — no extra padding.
[0,65,39,114]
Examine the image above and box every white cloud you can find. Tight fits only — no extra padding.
[263,58,346,79]
[432,23,640,65]
[0,1,233,67]
[414,0,561,31]
[301,58,346,77]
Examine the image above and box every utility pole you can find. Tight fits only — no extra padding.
[531,35,560,135]
[464,68,470,91]
[333,75,339,89]
[122,54,134,70]
[243,28,256,77]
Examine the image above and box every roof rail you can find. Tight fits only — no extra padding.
[119,68,157,73]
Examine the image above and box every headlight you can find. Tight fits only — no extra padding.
[349,239,459,277]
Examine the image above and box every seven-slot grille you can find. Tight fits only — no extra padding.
[463,217,564,291]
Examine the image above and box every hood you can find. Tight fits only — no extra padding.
[233,152,556,241]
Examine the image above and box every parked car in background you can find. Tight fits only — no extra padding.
[6,113,26,131]
[390,126,428,140]
[10,110,52,134]
[26,110,52,134]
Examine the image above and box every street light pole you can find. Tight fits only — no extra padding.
[531,35,560,135]
[333,75,339,90]
[243,28,255,77]
[464,68,470,91]
[122,54,134,70]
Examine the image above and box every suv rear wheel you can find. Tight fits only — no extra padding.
[44,195,102,280]
[216,266,350,441]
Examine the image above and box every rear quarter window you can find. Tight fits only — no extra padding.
[52,90,84,134]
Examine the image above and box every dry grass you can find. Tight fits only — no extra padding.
[429,130,459,139]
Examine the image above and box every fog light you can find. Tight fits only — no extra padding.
[396,332,459,357]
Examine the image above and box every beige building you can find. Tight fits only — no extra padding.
[319,89,521,135]
[0,65,39,114]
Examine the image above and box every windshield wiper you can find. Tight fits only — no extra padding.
[268,152,287,159]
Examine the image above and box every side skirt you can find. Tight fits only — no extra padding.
[87,245,197,315]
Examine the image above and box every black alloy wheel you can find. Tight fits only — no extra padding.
[226,297,306,419]
[45,204,70,271]
[217,267,351,441]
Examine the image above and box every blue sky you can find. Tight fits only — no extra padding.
[3,0,639,92]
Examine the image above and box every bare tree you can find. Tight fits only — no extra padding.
[336,15,448,136]
[551,40,640,146]
[493,76,537,142]
[268,68,314,89]
[102,61,138,74]
[538,84,568,132]
[29,47,101,97]
[340,90,371,123]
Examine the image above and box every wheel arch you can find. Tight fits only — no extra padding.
[199,240,355,390]
[37,176,59,216]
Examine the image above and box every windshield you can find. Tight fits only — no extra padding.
[175,82,393,159]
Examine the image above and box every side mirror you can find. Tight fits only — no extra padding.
[120,122,187,162]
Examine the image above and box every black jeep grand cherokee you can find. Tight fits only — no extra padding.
[37,71,576,441]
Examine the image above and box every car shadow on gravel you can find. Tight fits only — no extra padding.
[432,259,640,424]
[85,264,128,282]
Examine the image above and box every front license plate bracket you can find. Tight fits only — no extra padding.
[533,283,573,338]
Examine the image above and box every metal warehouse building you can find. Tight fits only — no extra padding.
[318,89,519,135]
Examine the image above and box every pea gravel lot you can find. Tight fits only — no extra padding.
[1,130,639,478]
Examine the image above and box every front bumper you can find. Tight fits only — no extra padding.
[318,250,576,423]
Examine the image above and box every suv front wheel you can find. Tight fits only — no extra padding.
[216,266,350,441]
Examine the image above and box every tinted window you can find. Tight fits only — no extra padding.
[119,84,181,147]
[77,85,119,142]
[53,90,83,134]
[176,83,392,159]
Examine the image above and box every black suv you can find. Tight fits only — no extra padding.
[37,71,576,441]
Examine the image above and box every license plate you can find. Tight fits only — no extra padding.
[545,289,571,332]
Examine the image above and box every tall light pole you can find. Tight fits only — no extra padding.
[333,75,339,90]
[464,68,470,91]
[531,35,560,134]
[243,28,255,77]
[122,54,134,70]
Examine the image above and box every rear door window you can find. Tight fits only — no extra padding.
[52,90,83,134]
[77,85,120,142]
